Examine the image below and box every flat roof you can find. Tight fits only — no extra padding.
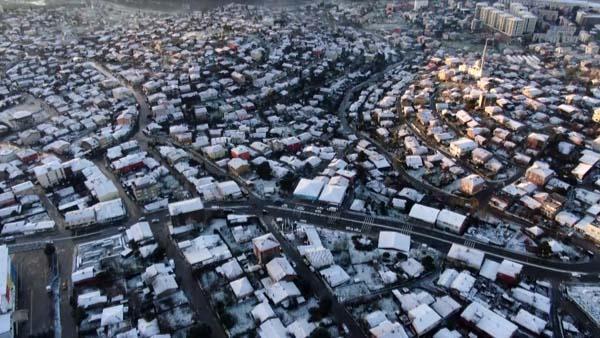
[168,197,204,216]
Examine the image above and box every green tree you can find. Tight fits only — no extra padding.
[297,278,312,295]
[279,172,297,192]
[256,161,272,180]
[73,307,86,325]
[379,202,388,216]
[187,323,212,338]
[318,296,332,316]
[44,242,56,256]
[304,162,314,175]
[308,306,322,321]
[221,312,236,329]
[357,150,368,163]
[356,165,367,184]
[310,327,332,338]
[539,241,553,257]
[422,255,435,272]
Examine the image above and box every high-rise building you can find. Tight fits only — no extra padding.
[521,13,537,33]
[504,16,525,36]
[414,0,429,11]
[497,12,511,32]
[475,2,488,17]
[488,8,502,28]
[576,11,600,28]
[474,2,537,36]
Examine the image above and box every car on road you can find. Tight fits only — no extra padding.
[327,207,338,212]
[262,209,268,215]
[571,272,582,278]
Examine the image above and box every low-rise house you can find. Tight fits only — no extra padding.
[449,138,476,157]
[460,174,486,195]
[253,233,281,265]
[447,244,484,271]
[266,257,297,282]
[435,209,468,234]
[378,231,411,254]
[460,302,518,338]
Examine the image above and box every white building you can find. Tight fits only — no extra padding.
[378,231,411,253]
[414,0,429,10]
[449,138,477,157]
[408,304,442,336]
[460,302,517,338]
[320,265,350,288]
[33,161,66,188]
[447,244,485,270]
[318,184,347,205]
[435,209,468,234]
[513,309,547,335]
[293,178,325,201]
[168,197,204,217]
[409,204,440,224]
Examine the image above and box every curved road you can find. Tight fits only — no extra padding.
[31,42,596,338]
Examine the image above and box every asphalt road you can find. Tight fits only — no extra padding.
[93,64,228,337]
[149,212,228,338]
[257,202,600,277]
[6,33,598,338]
[260,215,367,338]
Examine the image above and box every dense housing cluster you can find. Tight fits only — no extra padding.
[0,0,599,337]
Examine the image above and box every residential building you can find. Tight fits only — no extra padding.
[253,233,281,265]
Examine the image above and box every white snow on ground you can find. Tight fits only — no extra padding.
[442,178,462,194]
[505,232,530,253]
[540,236,584,259]
[348,242,379,265]
[334,283,371,302]
[350,264,385,291]
[566,285,600,327]
[318,228,378,264]
[204,218,229,233]
[274,297,317,326]
[199,270,220,289]
[157,305,195,331]
[350,293,402,326]
[465,225,513,246]
[378,296,401,320]
[227,299,257,336]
